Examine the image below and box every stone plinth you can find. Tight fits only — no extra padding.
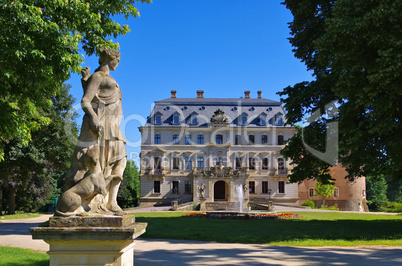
[30,215,147,266]
[199,199,207,211]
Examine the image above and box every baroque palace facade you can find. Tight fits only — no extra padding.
[139,90,299,209]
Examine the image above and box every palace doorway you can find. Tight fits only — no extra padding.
[214,180,228,201]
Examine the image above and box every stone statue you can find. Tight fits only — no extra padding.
[56,48,127,216]
[198,183,206,199]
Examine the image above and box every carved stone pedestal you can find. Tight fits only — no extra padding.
[199,199,207,211]
[268,201,273,211]
[30,215,147,266]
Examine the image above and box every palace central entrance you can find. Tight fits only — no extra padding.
[214,180,228,201]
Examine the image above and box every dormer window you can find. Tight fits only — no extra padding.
[154,112,162,124]
[172,112,180,125]
[190,112,198,125]
[259,113,267,126]
[275,113,284,126]
[239,112,248,126]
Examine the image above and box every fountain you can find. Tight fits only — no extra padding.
[235,184,244,212]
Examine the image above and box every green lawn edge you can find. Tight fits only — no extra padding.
[132,211,402,247]
[0,246,49,266]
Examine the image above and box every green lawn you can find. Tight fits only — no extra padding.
[0,246,49,266]
[0,213,41,222]
[133,211,402,246]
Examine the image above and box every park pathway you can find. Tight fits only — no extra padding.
[1,211,401,265]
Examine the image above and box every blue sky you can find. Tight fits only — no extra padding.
[67,0,313,164]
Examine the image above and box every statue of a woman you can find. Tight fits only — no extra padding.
[56,48,126,216]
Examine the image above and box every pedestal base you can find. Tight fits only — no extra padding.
[30,216,147,266]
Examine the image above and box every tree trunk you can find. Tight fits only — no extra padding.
[8,186,16,215]
[0,185,3,215]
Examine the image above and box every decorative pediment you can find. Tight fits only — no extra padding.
[210,109,228,125]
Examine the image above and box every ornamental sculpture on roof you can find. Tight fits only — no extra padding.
[210,109,228,124]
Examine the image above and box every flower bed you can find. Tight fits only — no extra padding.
[181,212,302,220]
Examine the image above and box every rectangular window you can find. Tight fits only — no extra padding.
[172,157,180,170]
[235,135,240,145]
[173,115,180,125]
[191,115,198,125]
[249,158,256,170]
[154,134,161,144]
[235,158,242,169]
[197,157,204,168]
[249,181,255,194]
[216,134,223,144]
[241,116,247,125]
[185,157,192,169]
[278,158,286,175]
[173,134,179,144]
[262,181,268,194]
[248,135,255,145]
[185,135,191,145]
[185,181,192,194]
[216,157,223,165]
[154,181,160,193]
[262,158,269,170]
[172,181,179,194]
[278,135,284,145]
[197,134,204,144]
[278,181,285,194]
[260,116,266,126]
[154,157,161,169]
[155,115,162,124]
[261,135,268,145]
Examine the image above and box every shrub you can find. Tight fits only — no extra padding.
[320,206,339,211]
[378,201,402,213]
[301,200,316,209]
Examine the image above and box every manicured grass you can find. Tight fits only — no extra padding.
[133,211,402,246]
[0,213,41,221]
[0,246,49,266]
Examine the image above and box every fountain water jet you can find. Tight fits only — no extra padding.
[236,184,244,212]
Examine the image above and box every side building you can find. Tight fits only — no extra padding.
[138,90,298,210]
[298,165,368,211]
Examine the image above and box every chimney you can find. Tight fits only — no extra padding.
[244,90,250,99]
[171,90,177,98]
[257,90,262,99]
[197,90,204,98]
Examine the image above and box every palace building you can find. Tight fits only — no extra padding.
[139,90,299,210]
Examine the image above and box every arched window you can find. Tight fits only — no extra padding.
[333,188,339,197]
[248,134,255,145]
[278,135,284,145]
[197,134,204,144]
[172,134,179,144]
[309,188,314,197]
[261,135,268,145]
[262,157,269,170]
[216,134,223,144]
[154,134,161,144]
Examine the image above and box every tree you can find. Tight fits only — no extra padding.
[117,160,140,208]
[278,0,402,183]
[366,175,388,211]
[0,85,78,214]
[314,180,335,207]
[0,0,151,161]
[386,178,402,203]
